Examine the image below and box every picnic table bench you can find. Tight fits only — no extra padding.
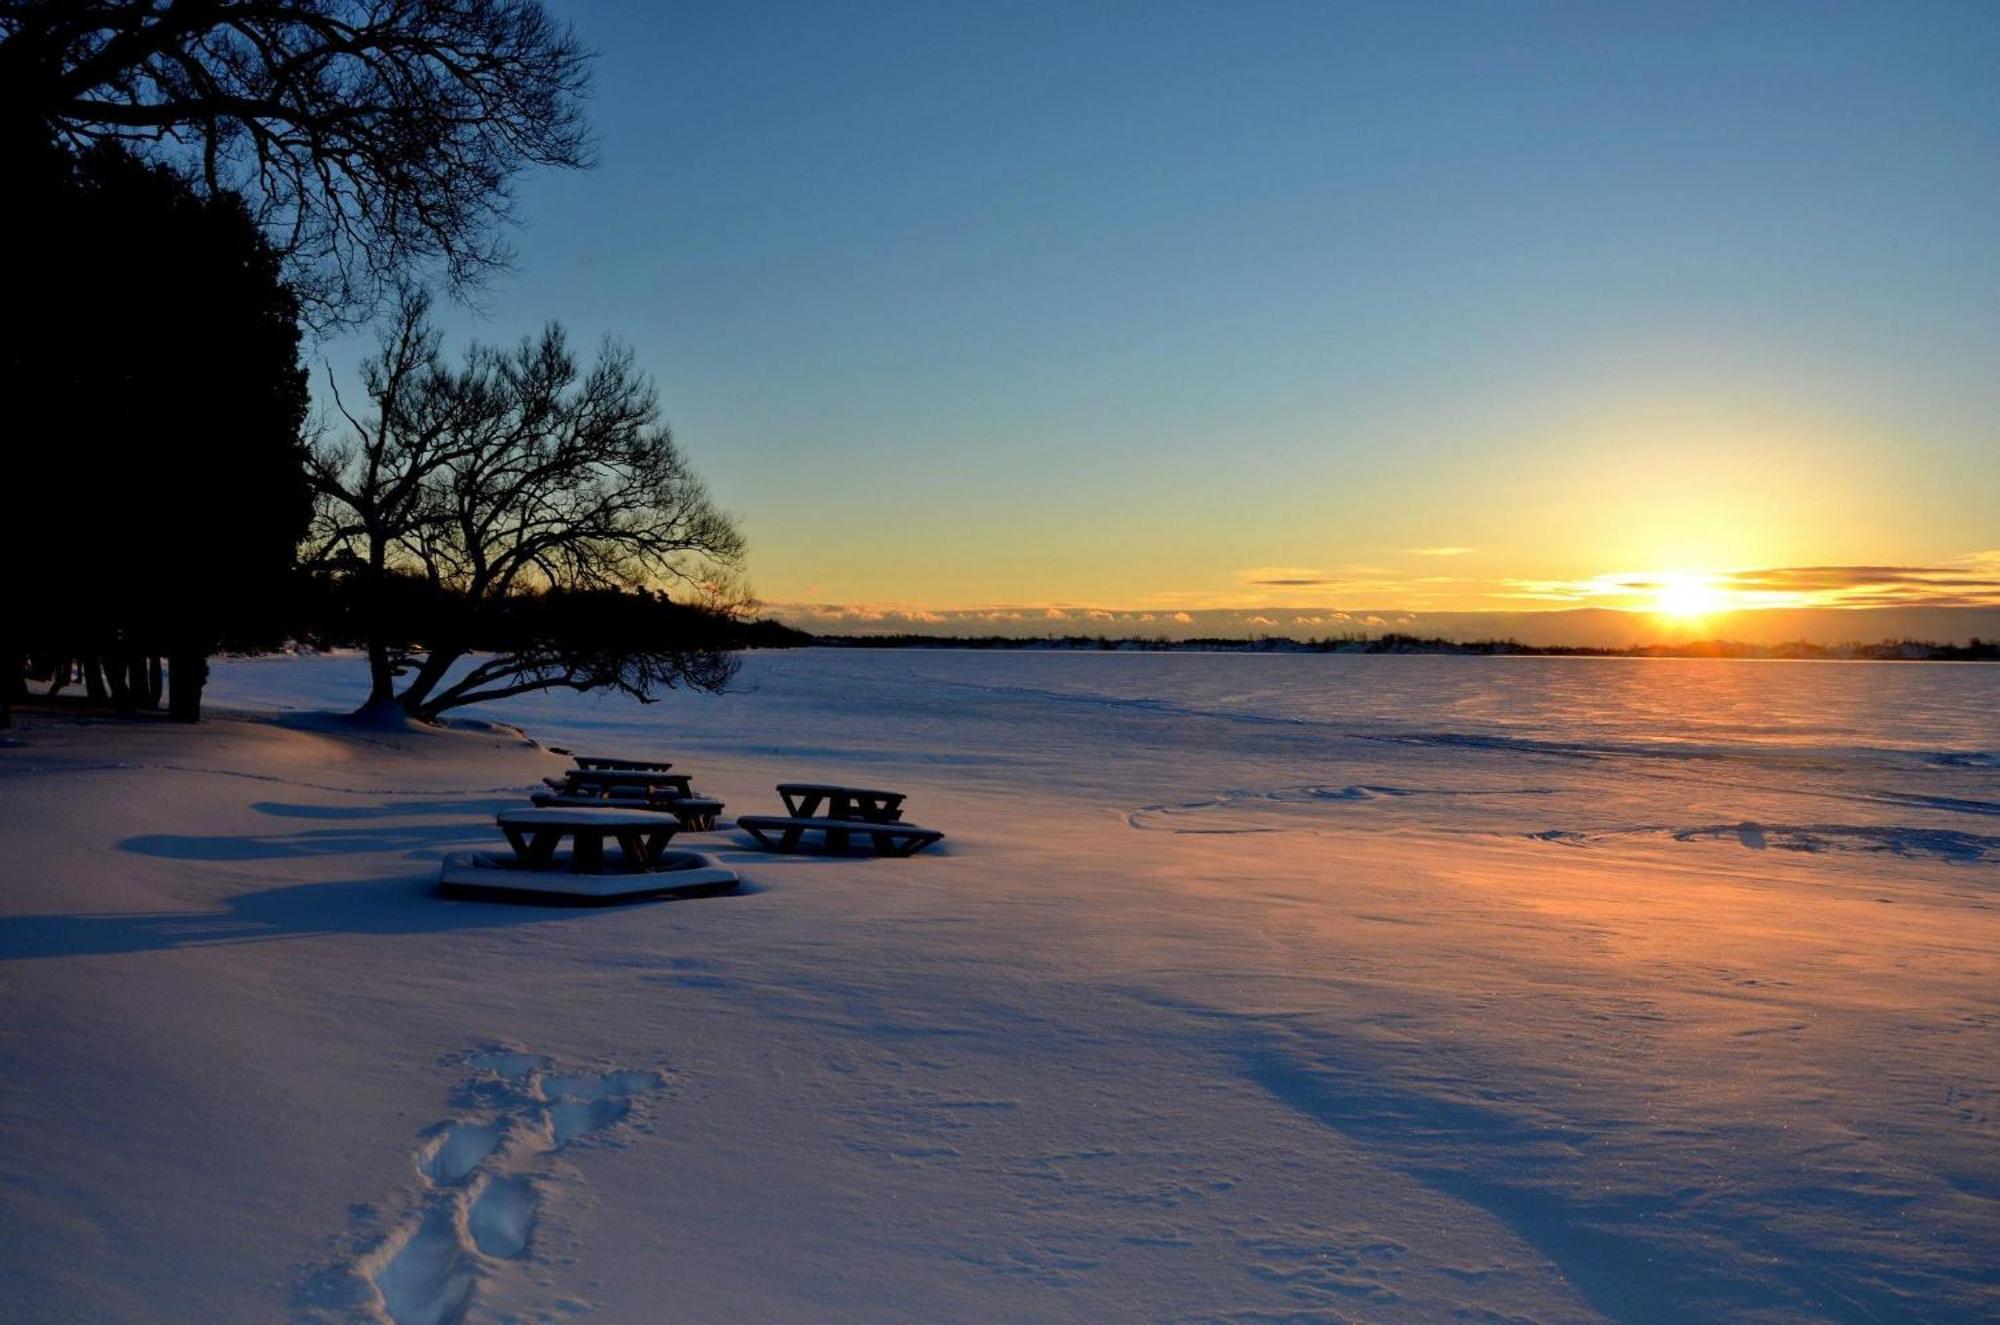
[495,806,681,873]
[737,814,943,857]
[776,782,906,823]
[573,755,674,772]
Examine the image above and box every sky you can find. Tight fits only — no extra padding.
[320,1,1999,639]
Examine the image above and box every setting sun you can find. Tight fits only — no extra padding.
[1653,572,1728,620]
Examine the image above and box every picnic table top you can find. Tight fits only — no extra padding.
[498,806,681,828]
[564,769,692,784]
[573,755,673,771]
[536,792,723,808]
[776,782,905,800]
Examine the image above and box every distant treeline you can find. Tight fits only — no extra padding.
[275,585,814,660]
[808,632,2000,661]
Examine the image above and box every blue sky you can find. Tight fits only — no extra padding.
[320,0,2000,625]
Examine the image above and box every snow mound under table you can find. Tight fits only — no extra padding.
[439,848,739,903]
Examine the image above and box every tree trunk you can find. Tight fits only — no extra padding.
[104,646,133,709]
[396,646,461,718]
[366,637,398,707]
[83,654,108,703]
[167,649,206,722]
[361,548,399,708]
[0,652,19,729]
[127,654,153,709]
[146,655,165,708]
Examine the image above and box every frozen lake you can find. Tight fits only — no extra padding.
[5,649,1989,1322]
[216,648,2000,862]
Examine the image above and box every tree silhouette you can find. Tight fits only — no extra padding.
[307,295,746,721]
[0,0,593,326]
[1,128,310,721]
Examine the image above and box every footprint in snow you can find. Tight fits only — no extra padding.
[305,1045,667,1325]
[417,1120,506,1185]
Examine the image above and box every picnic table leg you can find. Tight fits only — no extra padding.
[780,824,804,852]
[825,825,851,855]
[632,828,671,869]
[525,829,560,866]
[614,829,646,871]
[573,830,604,873]
[502,824,531,859]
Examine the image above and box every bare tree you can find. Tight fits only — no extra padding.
[308,297,747,720]
[0,0,593,325]
[303,287,478,701]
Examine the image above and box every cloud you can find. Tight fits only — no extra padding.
[1238,566,1334,587]
[760,602,954,628]
[1230,565,1419,601]
[1408,546,1475,557]
[1044,607,1070,620]
[1503,556,2000,610]
[1248,616,1277,627]
[1170,611,1193,623]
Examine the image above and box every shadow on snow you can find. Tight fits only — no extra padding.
[0,874,608,962]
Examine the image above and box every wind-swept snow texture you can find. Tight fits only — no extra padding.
[1,650,1994,1323]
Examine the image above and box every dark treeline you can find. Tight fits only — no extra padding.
[0,2,754,728]
[1,128,310,722]
[811,633,2000,661]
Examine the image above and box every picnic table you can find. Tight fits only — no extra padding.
[777,782,906,823]
[737,814,942,857]
[561,769,696,797]
[573,755,674,772]
[495,807,681,873]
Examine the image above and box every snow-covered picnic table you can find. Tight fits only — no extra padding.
[495,806,682,873]
[776,782,906,823]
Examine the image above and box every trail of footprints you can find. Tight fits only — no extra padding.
[343,1048,667,1325]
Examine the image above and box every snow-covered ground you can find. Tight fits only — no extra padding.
[1,649,1995,1324]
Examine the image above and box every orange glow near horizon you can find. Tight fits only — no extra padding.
[753,551,2000,635]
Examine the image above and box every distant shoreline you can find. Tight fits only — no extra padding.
[805,632,2000,661]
